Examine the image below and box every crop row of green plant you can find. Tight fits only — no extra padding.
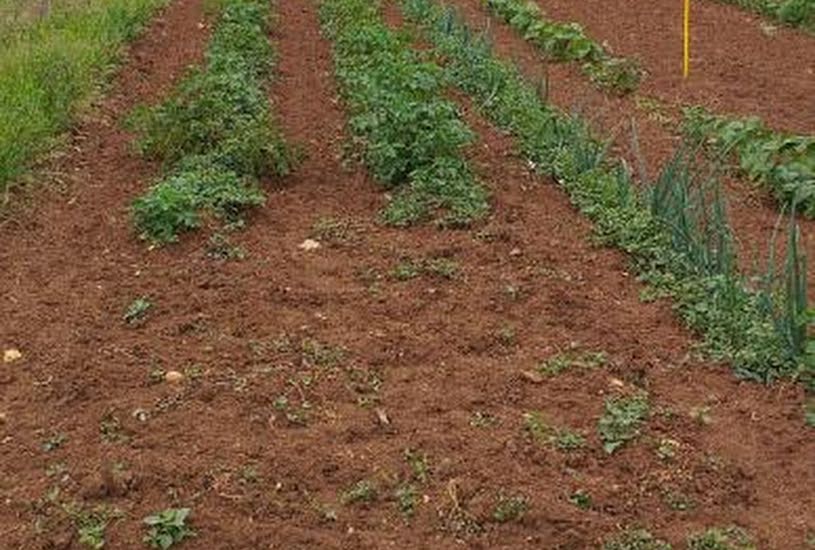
[715,0,815,32]
[0,0,167,193]
[683,107,815,217]
[318,0,489,227]
[130,0,292,242]
[400,0,814,392]
[481,0,642,95]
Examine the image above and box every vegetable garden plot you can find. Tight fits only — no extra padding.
[0,0,813,547]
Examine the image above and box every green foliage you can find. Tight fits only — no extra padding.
[62,502,121,550]
[523,412,586,450]
[319,0,488,226]
[538,349,607,376]
[568,489,592,510]
[715,0,815,32]
[493,493,529,523]
[143,508,194,549]
[341,479,378,505]
[482,0,642,94]
[683,107,815,217]
[598,393,649,454]
[124,297,152,325]
[603,529,673,550]
[132,0,291,242]
[400,0,813,387]
[687,526,756,550]
[0,0,167,192]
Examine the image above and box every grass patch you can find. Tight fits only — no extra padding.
[687,526,755,550]
[538,349,607,377]
[493,493,529,523]
[131,0,292,242]
[0,0,167,192]
[319,0,488,227]
[603,529,672,550]
[341,479,378,505]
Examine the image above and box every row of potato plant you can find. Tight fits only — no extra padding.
[481,0,642,95]
[318,0,488,227]
[716,0,815,32]
[683,107,815,218]
[400,0,813,393]
[130,0,292,243]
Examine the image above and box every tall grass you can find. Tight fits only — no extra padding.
[0,0,167,192]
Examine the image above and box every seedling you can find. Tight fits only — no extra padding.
[423,257,459,279]
[206,233,245,261]
[538,349,607,377]
[341,480,378,505]
[603,528,672,550]
[300,339,344,368]
[655,438,680,461]
[598,393,650,454]
[687,526,755,550]
[391,259,421,281]
[63,503,122,550]
[493,493,529,523]
[395,483,419,517]
[404,449,430,483]
[568,489,592,510]
[524,412,586,451]
[43,433,67,452]
[124,297,152,325]
[143,508,194,549]
[311,217,355,245]
[470,411,498,427]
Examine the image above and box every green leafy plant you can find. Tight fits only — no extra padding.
[132,0,292,243]
[524,412,586,450]
[603,529,672,550]
[493,493,529,523]
[683,107,815,217]
[714,0,815,32]
[395,483,419,517]
[319,0,488,226]
[143,508,194,549]
[687,526,756,550]
[482,0,642,94]
[598,393,649,453]
[538,349,607,377]
[124,297,152,325]
[341,479,378,505]
[400,0,813,397]
[568,489,592,510]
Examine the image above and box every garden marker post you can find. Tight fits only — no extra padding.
[683,0,690,78]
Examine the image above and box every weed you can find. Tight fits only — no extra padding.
[524,412,586,450]
[395,483,419,517]
[300,338,344,368]
[493,493,529,523]
[392,259,421,281]
[311,217,355,245]
[690,405,713,426]
[124,297,152,325]
[655,438,680,461]
[598,393,649,454]
[143,508,194,549]
[714,0,814,32]
[99,412,127,444]
[423,257,459,279]
[495,325,517,346]
[42,433,67,452]
[470,411,498,427]
[539,349,607,377]
[404,449,430,483]
[206,233,246,260]
[663,490,694,511]
[568,489,592,510]
[62,503,122,550]
[603,529,672,550]
[687,526,756,550]
[341,479,378,505]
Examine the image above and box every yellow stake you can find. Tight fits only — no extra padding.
[683,0,690,78]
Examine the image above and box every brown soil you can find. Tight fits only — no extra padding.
[444,0,815,297]
[0,0,813,549]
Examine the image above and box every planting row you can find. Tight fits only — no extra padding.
[0,0,167,191]
[399,0,813,396]
[482,0,642,95]
[714,0,815,32]
[130,0,292,242]
[319,0,489,226]
[683,107,815,217]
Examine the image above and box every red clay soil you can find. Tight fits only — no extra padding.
[0,0,813,548]
[446,0,815,298]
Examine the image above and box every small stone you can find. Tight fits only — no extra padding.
[164,370,184,384]
[298,239,321,251]
[0,412,6,423]
[132,408,149,422]
[3,349,22,363]
[509,247,522,257]
[521,370,544,384]
[375,407,390,425]
[609,377,625,388]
